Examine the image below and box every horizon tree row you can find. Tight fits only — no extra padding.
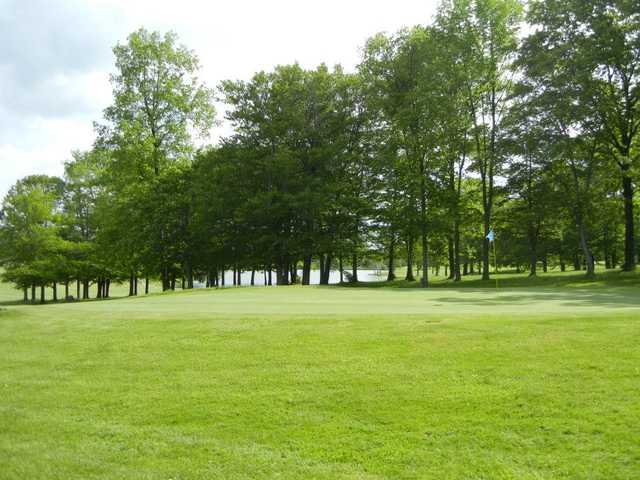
[1,0,638,302]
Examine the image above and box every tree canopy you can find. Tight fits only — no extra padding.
[2,1,638,302]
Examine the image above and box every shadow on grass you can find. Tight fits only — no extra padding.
[332,270,640,309]
[337,269,640,289]
[429,290,640,309]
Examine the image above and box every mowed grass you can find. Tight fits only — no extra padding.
[1,283,639,479]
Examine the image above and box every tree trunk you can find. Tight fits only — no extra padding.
[482,220,491,280]
[64,282,69,301]
[405,238,415,281]
[23,288,28,304]
[162,266,169,292]
[319,255,325,284]
[186,258,194,289]
[76,279,80,300]
[339,255,344,283]
[622,170,635,270]
[31,284,36,304]
[421,231,429,288]
[276,262,288,286]
[52,282,57,302]
[603,224,612,269]
[448,236,455,280]
[387,236,396,281]
[302,255,312,285]
[453,222,461,282]
[129,274,134,296]
[40,285,45,304]
[528,221,537,277]
[318,254,332,284]
[578,218,595,277]
[419,158,429,288]
[105,279,110,298]
[145,277,149,294]
[352,253,358,283]
[319,254,331,285]
[83,280,89,300]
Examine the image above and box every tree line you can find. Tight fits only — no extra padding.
[1,0,638,303]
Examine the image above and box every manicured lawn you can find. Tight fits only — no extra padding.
[1,282,639,479]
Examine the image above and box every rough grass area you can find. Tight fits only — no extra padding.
[1,282,639,479]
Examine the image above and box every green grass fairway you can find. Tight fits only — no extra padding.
[1,285,639,479]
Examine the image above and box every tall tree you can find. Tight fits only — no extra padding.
[526,0,640,270]
[96,28,215,289]
[438,0,523,280]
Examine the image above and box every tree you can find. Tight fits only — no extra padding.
[96,28,215,289]
[0,176,65,303]
[526,0,640,270]
[360,27,444,287]
[438,0,523,280]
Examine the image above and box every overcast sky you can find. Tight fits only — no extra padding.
[0,0,438,199]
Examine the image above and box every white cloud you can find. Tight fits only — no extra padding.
[0,0,439,199]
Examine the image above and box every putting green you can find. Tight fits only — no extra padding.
[1,285,638,479]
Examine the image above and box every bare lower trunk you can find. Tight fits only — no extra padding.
[186,258,194,289]
[578,218,595,277]
[302,255,312,285]
[453,221,461,282]
[622,171,635,271]
[352,253,358,283]
[387,236,396,281]
[421,233,429,288]
[482,216,491,280]
[448,236,454,280]
[528,221,537,277]
[405,238,415,281]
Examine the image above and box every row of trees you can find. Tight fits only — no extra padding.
[1,0,638,302]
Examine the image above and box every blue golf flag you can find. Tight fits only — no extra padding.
[486,229,495,242]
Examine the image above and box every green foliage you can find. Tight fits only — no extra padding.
[0,0,637,298]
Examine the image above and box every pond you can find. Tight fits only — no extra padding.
[196,269,387,287]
